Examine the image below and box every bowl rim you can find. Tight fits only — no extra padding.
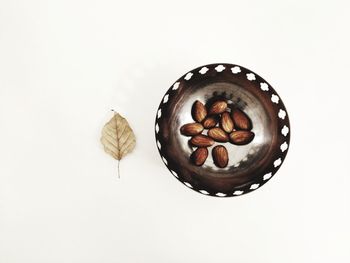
[155,63,291,197]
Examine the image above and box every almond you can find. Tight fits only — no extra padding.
[212,145,229,168]
[208,100,227,115]
[202,116,218,129]
[231,109,252,130]
[229,131,255,145]
[190,147,208,166]
[208,127,229,142]
[220,112,234,133]
[190,135,215,147]
[180,123,204,136]
[192,100,207,122]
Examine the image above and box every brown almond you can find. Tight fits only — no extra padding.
[212,145,229,168]
[190,135,215,147]
[229,131,255,145]
[231,109,252,130]
[190,147,208,166]
[180,123,204,136]
[220,112,234,133]
[202,116,218,129]
[208,127,229,142]
[208,100,227,115]
[192,100,207,122]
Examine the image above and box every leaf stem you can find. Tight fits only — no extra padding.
[118,160,120,179]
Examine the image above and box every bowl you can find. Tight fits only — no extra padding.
[155,63,290,197]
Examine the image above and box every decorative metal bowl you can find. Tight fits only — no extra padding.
[155,63,290,197]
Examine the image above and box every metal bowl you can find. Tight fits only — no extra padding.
[155,63,290,197]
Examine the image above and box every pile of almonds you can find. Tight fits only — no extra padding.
[180,100,255,168]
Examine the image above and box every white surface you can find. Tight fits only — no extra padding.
[0,0,349,262]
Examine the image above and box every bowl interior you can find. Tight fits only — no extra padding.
[171,81,273,178]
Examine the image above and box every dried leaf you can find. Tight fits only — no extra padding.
[101,111,136,178]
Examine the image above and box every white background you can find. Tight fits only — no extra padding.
[0,0,349,262]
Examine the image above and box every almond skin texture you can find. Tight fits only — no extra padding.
[190,147,208,166]
[229,131,255,145]
[208,100,227,115]
[231,109,252,130]
[208,127,229,142]
[212,145,229,168]
[192,100,207,122]
[220,112,234,133]
[202,116,218,129]
[180,123,204,136]
[190,135,215,147]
